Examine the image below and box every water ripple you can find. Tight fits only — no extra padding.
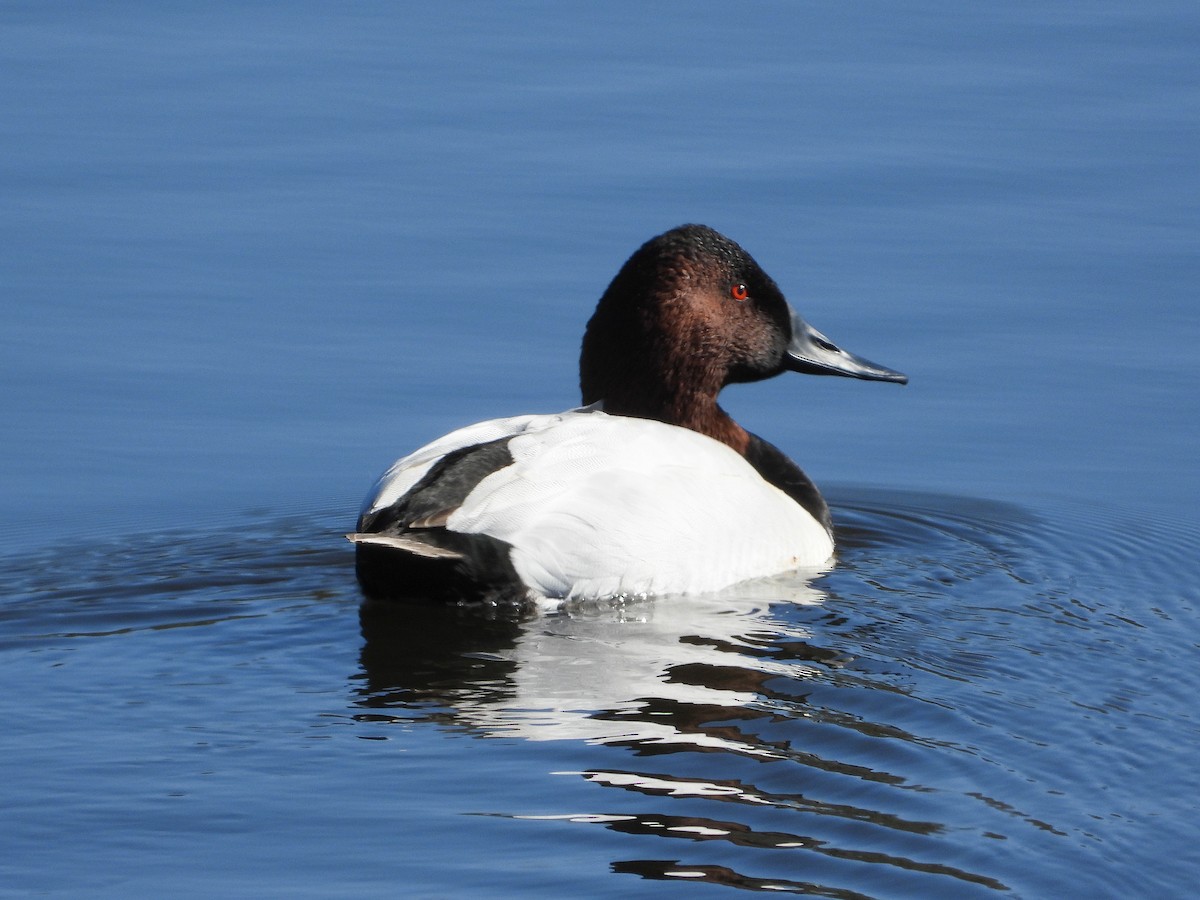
[1,492,1197,897]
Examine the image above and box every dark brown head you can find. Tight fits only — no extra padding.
[580,224,906,452]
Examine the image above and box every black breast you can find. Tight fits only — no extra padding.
[743,433,832,536]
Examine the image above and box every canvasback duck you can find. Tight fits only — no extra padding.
[350,224,906,604]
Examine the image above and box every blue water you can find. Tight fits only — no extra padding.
[3,3,1198,897]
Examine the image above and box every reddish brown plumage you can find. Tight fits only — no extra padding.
[580,225,793,456]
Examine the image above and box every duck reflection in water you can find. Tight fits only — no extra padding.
[351,578,1005,894]
[355,576,829,748]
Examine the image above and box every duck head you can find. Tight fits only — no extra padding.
[580,224,906,451]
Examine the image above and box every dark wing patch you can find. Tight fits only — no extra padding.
[744,433,832,537]
[353,438,527,604]
[357,438,516,534]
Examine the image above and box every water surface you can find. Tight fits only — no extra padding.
[2,2,1198,897]
[2,494,1197,896]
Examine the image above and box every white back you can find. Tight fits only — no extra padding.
[442,411,833,598]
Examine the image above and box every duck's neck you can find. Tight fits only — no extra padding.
[581,284,751,455]
[590,382,751,456]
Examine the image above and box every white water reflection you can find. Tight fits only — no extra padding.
[358,572,828,750]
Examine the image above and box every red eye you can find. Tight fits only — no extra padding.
[731,283,749,301]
